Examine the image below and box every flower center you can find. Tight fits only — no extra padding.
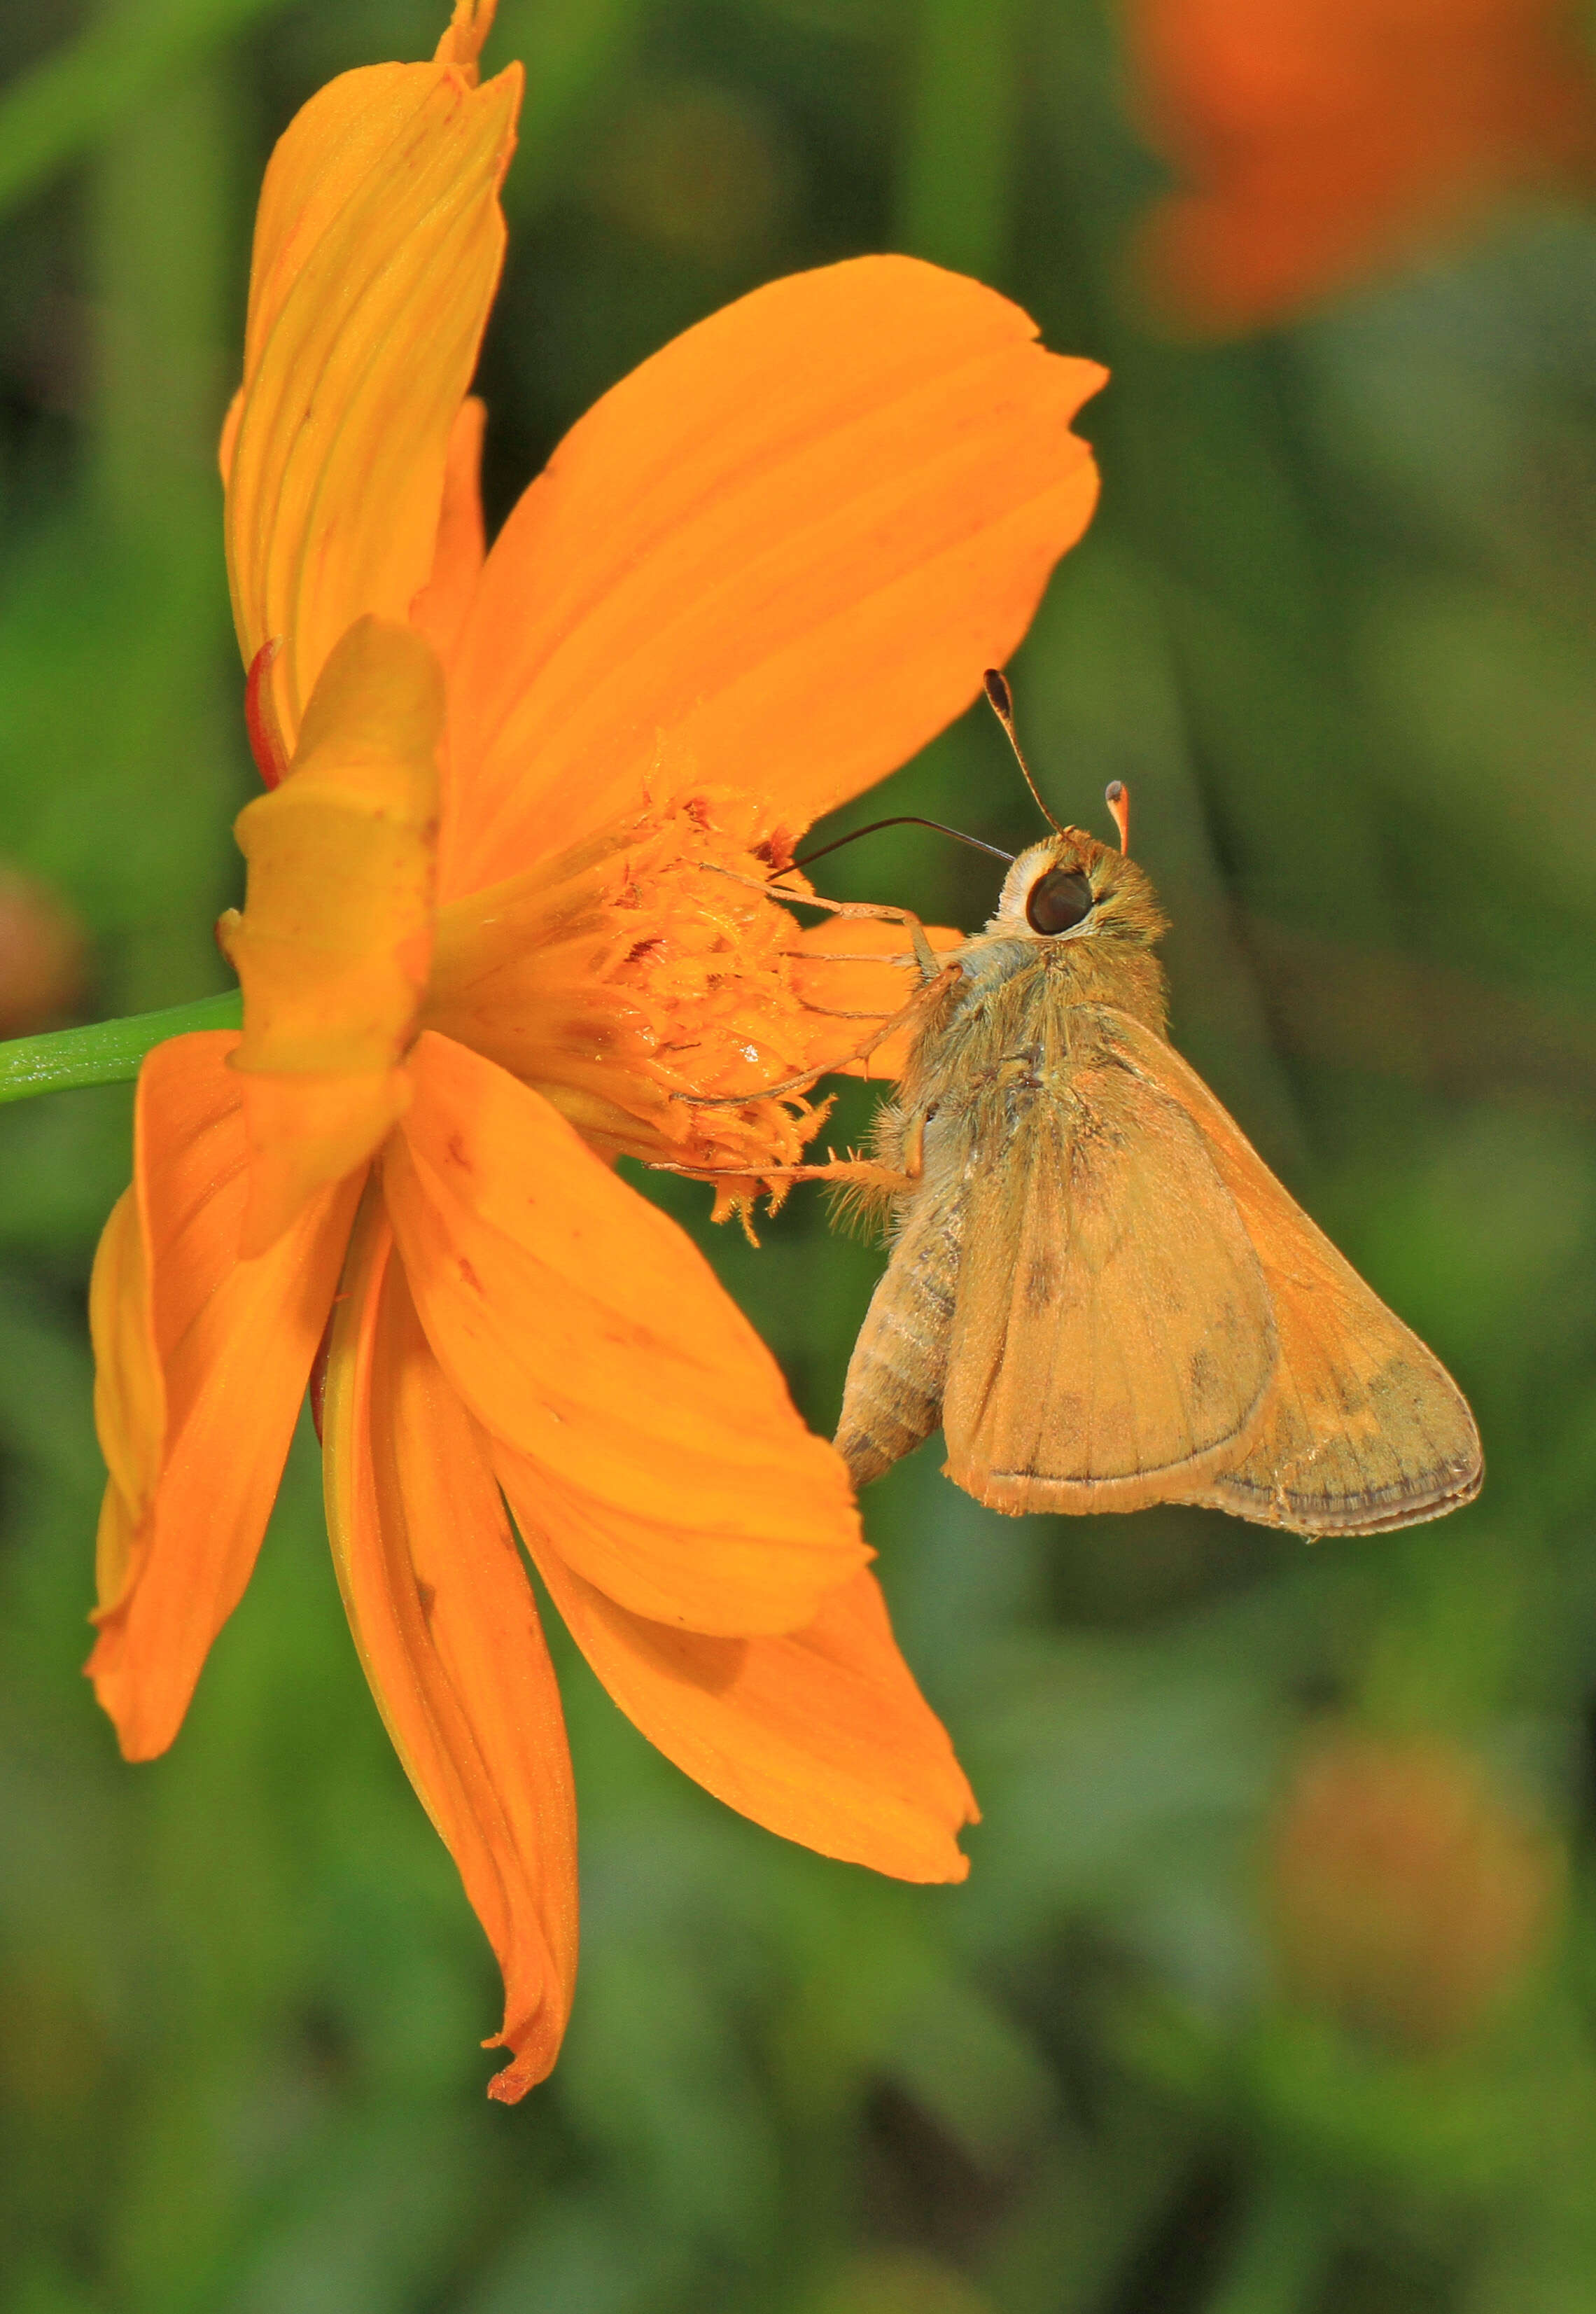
[421,788,838,1211]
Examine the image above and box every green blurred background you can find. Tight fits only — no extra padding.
[4,2,1596,2309]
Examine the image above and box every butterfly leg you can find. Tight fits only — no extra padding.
[785,893,943,987]
[651,1150,918,1194]
[701,861,948,984]
[653,1103,932,1197]
[671,964,961,1108]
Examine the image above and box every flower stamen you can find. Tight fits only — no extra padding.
[424,787,888,1215]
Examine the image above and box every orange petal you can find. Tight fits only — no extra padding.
[233,1070,412,1262]
[86,1036,359,1761]
[789,914,966,1080]
[533,1552,976,1881]
[223,618,442,1252]
[323,1190,578,2100]
[442,256,1105,893]
[383,1031,868,1633]
[218,382,242,488]
[410,396,489,667]
[89,1185,164,1617]
[223,45,519,744]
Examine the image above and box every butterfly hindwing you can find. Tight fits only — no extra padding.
[1077,1007,1483,1533]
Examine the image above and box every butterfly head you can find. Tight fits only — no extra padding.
[988,828,1167,948]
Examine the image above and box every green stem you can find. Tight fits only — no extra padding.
[0,992,241,1105]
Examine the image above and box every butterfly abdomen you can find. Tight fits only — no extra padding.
[834,1187,964,1487]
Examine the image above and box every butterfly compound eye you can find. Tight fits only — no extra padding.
[1025,867,1093,935]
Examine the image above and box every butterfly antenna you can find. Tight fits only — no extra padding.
[784,816,1014,874]
[1105,779,1130,853]
[983,669,1065,835]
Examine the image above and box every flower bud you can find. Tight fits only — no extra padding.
[1266,1733,1562,2051]
[0,865,88,1037]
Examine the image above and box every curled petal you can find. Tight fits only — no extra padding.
[444,255,1106,892]
[384,1032,868,1635]
[323,1192,578,2100]
[223,43,519,740]
[532,1552,977,1883]
[86,1036,358,1760]
[244,639,290,789]
[222,618,442,1252]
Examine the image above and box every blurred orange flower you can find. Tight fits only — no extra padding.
[1130,0,1596,333]
[85,0,1106,2096]
[1266,1731,1563,2050]
[0,865,86,1037]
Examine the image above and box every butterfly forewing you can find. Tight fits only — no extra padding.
[940,1050,1278,1513]
[1077,1008,1483,1532]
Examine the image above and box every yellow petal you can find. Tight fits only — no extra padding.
[324,1190,579,2100]
[223,44,519,744]
[383,1031,869,1634]
[533,1552,976,1882]
[86,1036,358,1761]
[223,617,442,1251]
[443,255,1105,893]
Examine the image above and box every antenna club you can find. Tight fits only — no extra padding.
[981,667,1065,837]
[1105,779,1130,854]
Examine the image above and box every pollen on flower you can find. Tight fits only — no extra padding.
[423,786,852,1218]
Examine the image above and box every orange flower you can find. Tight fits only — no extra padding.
[1130,0,1596,333]
[86,0,1105,2098]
